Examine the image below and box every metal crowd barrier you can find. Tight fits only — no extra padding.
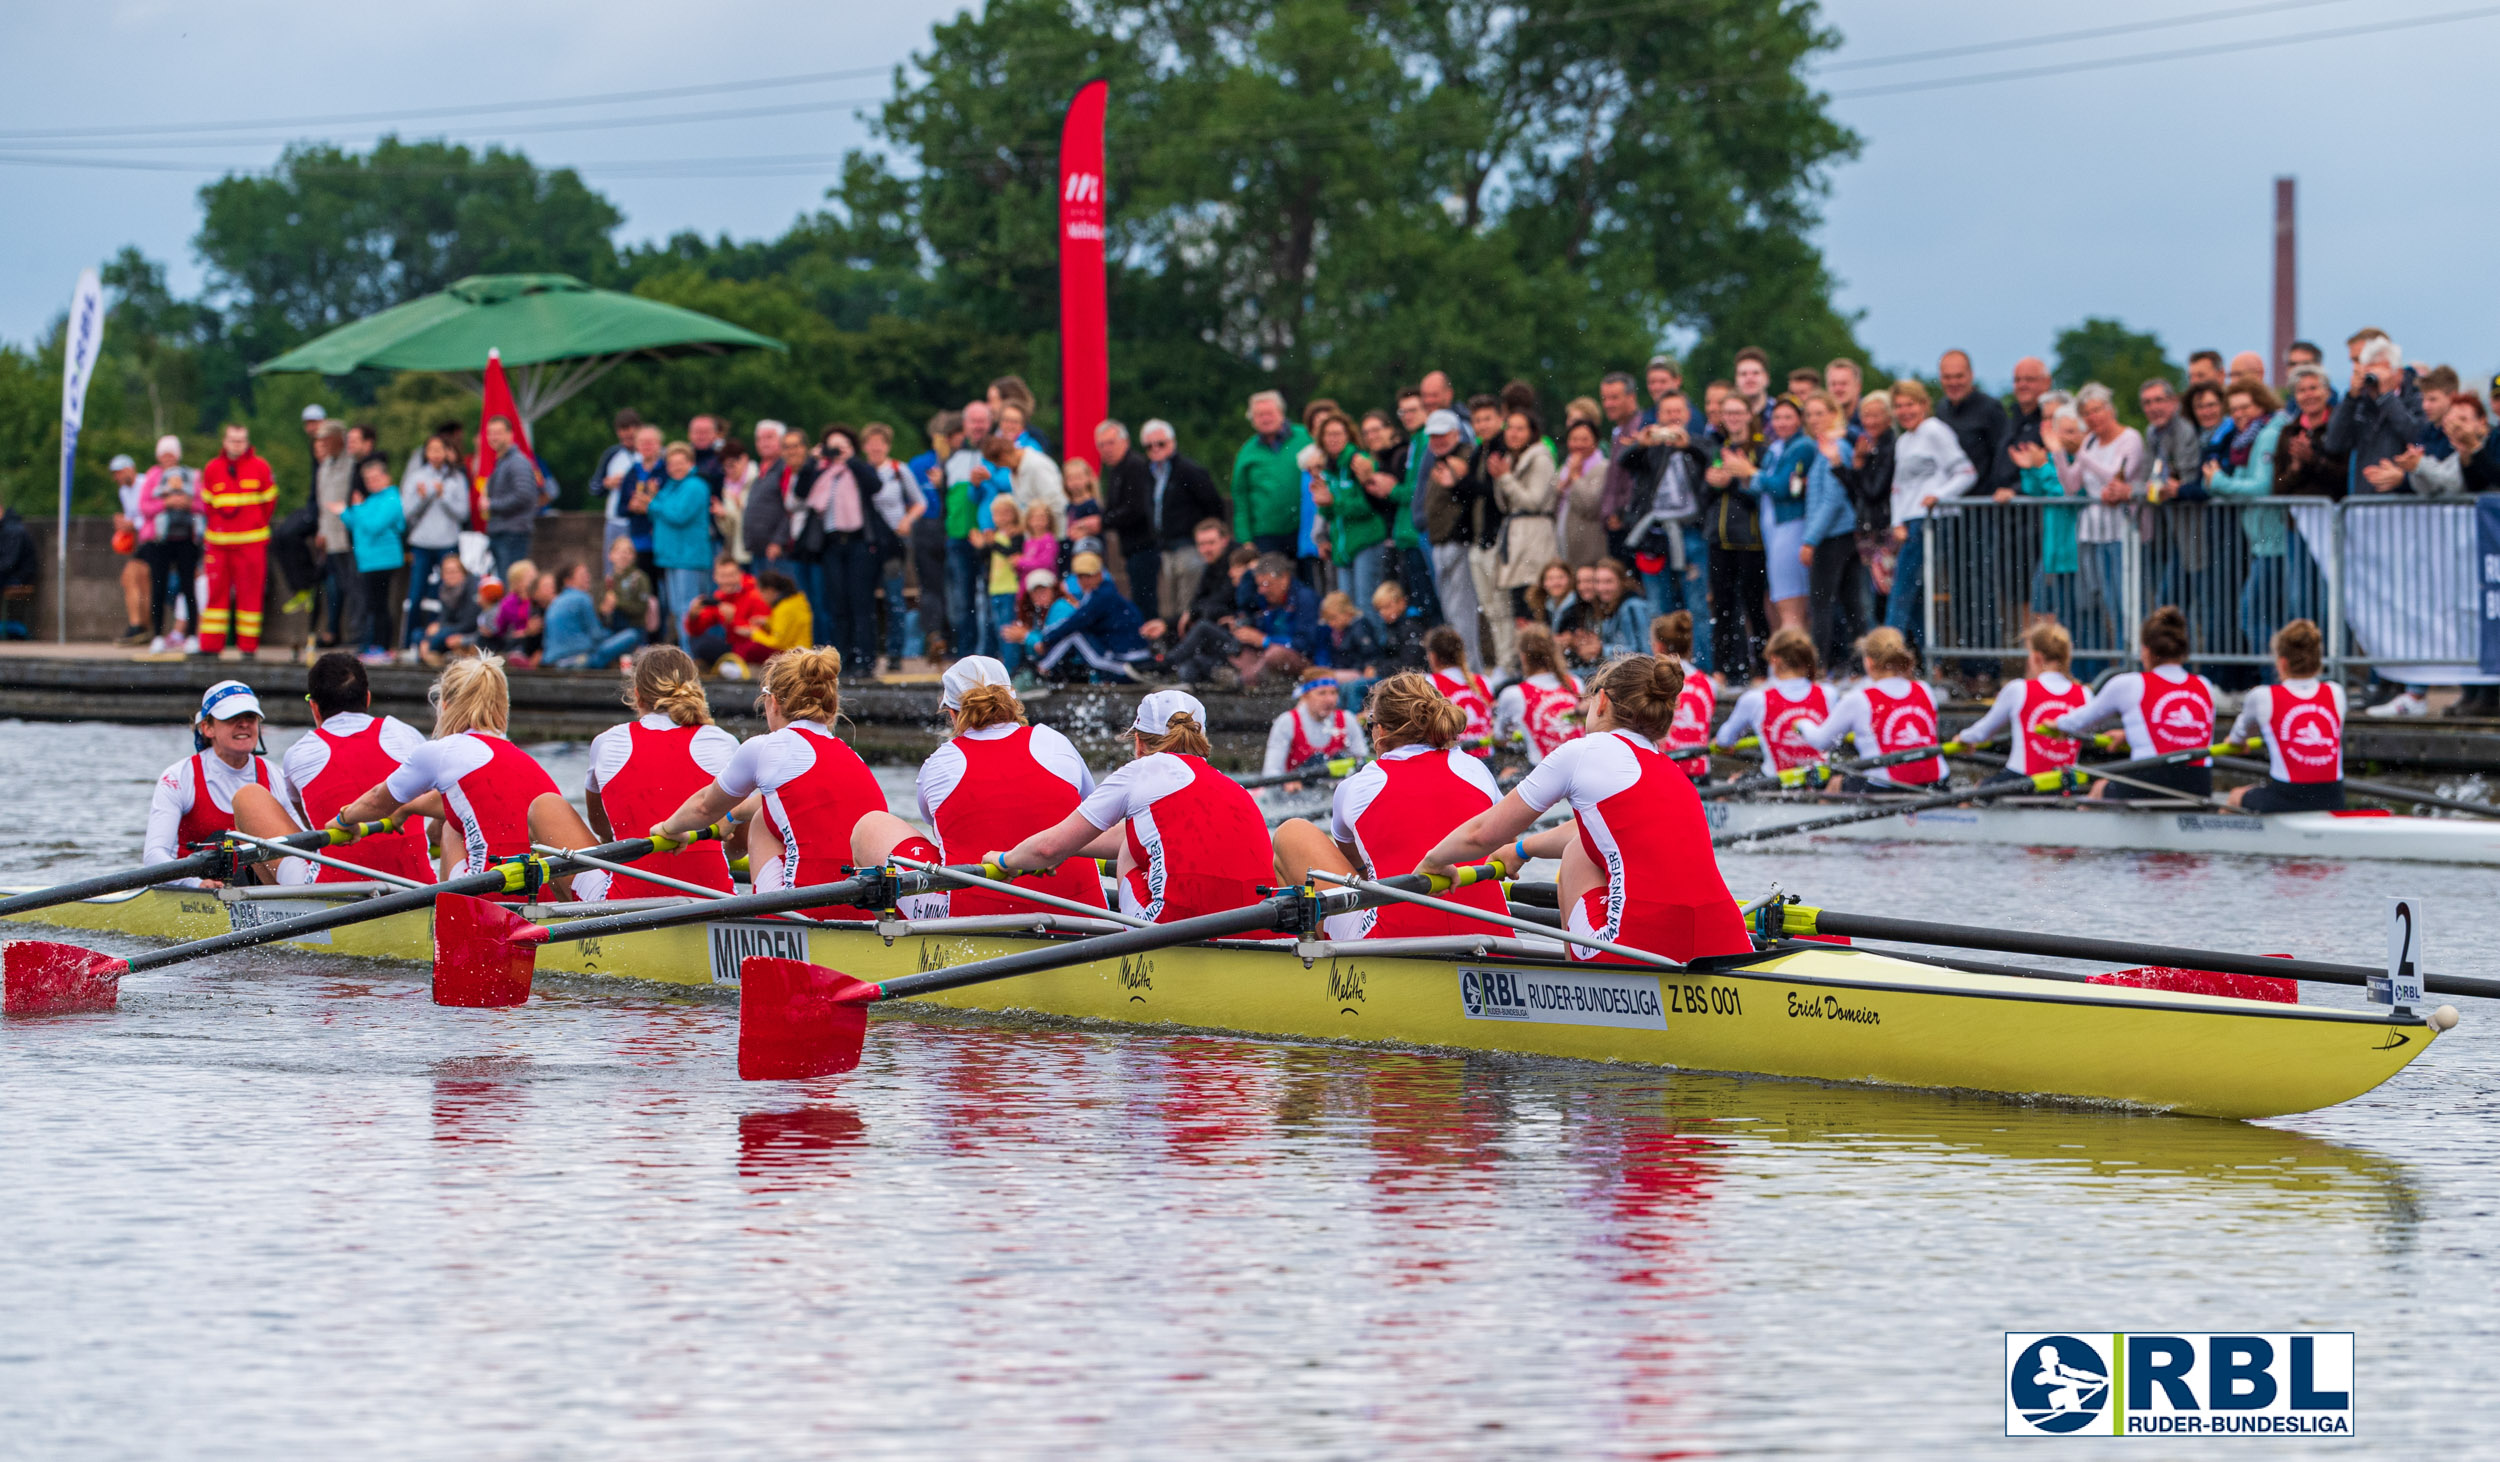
[2333,497,2486,677]
[1917,495,2356,675]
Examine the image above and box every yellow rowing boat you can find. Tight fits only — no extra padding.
[3,882,2440,1121]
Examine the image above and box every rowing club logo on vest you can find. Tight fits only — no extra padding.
[2020,680,2087,768]
[1519,678,1581,757]
[2140,675,2212,753]
[2271,684,2341,782]
[1761,684,1827,770]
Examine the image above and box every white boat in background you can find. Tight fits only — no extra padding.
[1706,796,2500,865]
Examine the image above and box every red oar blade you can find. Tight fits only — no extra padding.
[4,941,129,1015]
[738,957,876,1080]
[432,893,545,1008]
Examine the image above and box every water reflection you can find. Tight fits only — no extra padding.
[737,1104,867,1187]
[428,1054,532,1146]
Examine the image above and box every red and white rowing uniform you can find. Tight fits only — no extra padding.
[1492,671,1583,764]
[1325,744,1506,940]
[1262,704,1369,776]
[2056,664,2219,764]
[2228,680,2347,784]
[1798,677,1946,787]
[1513,729,1752,964]
[282,711,435,884]
[1960,673,2087,775]
[585,713,740,898]
[1433,666,1495,754]
[1666,663,1716,781]
[713,719,887,919]
[918,722,1104,917]
[1715,677,1828,773]
[1076,752,1272,925]
[384,732,562,898]
[144,750,306,885]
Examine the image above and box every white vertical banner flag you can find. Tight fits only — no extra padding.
[57,268,105,643]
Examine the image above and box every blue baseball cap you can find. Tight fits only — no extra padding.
[197,679,264,722]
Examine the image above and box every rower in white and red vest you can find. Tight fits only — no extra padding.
[1796,626,1947,788]
[1491,625,1584,765]
[649,645,887,920]
[2225,618,2347,812]
[143,679,309,887]
[854,655,1107,919]
[1270,671,1509,940]
[1420,655,1752,965]
[2053,605,2221,800]
[1263,665,1369,778]
[1650,609,1717,781]
[1424,625,1496,755]
[281,653,435,885]
[581,646,739,898]
[332,655,602,900]
[1712,626,1827,775]
[997,690,1274,926]
[1957,621,2087,789]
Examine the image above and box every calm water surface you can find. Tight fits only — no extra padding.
[2,721,2493,1459]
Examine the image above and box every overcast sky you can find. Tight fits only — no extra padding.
[7,0,2498,388]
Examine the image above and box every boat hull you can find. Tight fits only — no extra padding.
[1708,799,2500,864]
[3,887,2438,1120]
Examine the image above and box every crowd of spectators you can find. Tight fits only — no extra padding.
[93,337,2497,713]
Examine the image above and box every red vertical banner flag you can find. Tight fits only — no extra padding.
[1057,79,1109,474]
[471,348,534,530]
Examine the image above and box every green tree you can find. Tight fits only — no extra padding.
[2052,317,2180,424]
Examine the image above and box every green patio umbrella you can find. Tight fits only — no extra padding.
[253,272,784,423]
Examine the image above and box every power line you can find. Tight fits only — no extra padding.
[0,95,891,153]
[1819,0,2360,72]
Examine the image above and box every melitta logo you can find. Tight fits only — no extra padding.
[2004,1332,2354,1437]
[1064,171,1101,203]
[2278,703,2339,769]
[1061,170,1105,241]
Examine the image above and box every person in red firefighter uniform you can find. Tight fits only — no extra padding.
[197,423,279,657]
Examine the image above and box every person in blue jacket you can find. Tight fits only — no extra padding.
[1009,550,1152,683]
[340,456,407,660]
[647,441,716,651]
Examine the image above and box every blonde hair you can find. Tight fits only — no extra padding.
[502,559,539,598]
[1137,709,1212,758]
[430,653,512,737]
[1888,378,1932,408]
[1318,590,1357,622]
[1765,625,1819,678]
[760,645,844,724]
[953,681,1027,732]
[2022,620,2072,669]
[1589,654,1688,741]
[1365,671,1465,752]
[1515,624,1570,681]
[627,644,712,726]
[1856,625,1918,677]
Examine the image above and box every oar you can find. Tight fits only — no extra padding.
[1712,738,2262,847]
[1697,738,1981,801]
[1673,734,1752,765]
[1773,901,2495,1006]
[2,833,700,1016]
[1305,868,1690,969]
[724,865,1504,1080]
[1947,747,2237,810]
[1236,754,1363,791]
[2206,754,2500,820]
[887,854,1150,928]
[0,821,400,921]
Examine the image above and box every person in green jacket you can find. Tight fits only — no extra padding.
[1307,408,1391,609]
[1231,390,1311,558]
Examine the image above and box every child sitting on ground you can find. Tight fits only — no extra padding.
[480,559,537,658]
[600,532,659,640]
[418,554,479,665]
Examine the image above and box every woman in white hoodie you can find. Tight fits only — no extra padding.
[1881,378,1976,644]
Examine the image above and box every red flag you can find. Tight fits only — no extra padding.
[1057,80,1109,474]
[471,349,534,532]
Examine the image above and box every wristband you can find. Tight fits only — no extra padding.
[1513,838,1529,871]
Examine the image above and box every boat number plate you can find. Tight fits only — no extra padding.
[706,921,811,985]
[225,899,332,945]
[1458,966,1666,1030]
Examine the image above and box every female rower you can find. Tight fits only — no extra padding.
[1420,655,1752,965]
[1713,626,1827,775]
[145,679,308,887]
[1491,625,1583,764]
[1795,627,1945,788]
[582,646,739,897]
[2053,605,2219,800]
[2225,618,2345,811]
[1424,625,1494,754]
[1957,621,2086,789]
[1263,664,1369,779]
[1271,672,1508,940]
[649,645,887,919]
[853,656,1107,917]
[995,691,1272,924]
[280,652,433,883]
[1650,610,1716,781]
[333,654,601,898]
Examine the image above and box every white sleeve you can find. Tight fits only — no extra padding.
[1798,689,1865,754]
[715,732,777,799]
[1448,747,1502,802]
[2057,674,2133,735]
[262,761,304,831]
[1492,685,1525,744]
[280,736,325,823]
[144,764,191,868]
[1513,737,1582,814]
[379,716,428,761]
[1343,717,1368,760]
[1328,765,1380,843]
[1715,688,1765,746]
[1263,711,1296,776]
[690,725,739,777]
[1077,760,1147,830]
[1030,725,1096,797]
[916,740,965,826]
[383,742,439,804]
[1959,680,2027,747]
[2227,686,2269,745]
[582,724,629,794]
